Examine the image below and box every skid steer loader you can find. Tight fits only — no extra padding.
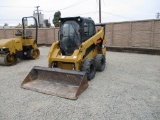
[21,16,106,100]
[0,16,40,65]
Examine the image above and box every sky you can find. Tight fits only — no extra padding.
[0,0,159,26]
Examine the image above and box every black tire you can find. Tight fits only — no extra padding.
[95,54,106,71]
[82,59,96,80]
[51,61,58,68]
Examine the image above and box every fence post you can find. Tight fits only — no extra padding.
[151,20,155,47]
[4,29,6,39]
[129,22,132,47]
[45,29,47,45]
[111,23,114,46]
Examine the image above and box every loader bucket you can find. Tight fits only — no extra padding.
[21,66,88,100]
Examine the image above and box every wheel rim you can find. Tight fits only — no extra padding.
[31,49,40,59]
[5,54,15,65]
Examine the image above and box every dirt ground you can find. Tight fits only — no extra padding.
[0,46,160,120]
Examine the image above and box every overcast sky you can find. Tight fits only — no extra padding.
[0,0,159,26]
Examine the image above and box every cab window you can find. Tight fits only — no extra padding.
[82,22,95,42]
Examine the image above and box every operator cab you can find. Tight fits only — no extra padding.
[59,16,96,55]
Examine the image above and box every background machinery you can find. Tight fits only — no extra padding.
[0,16,40,65]
[21,16,106,100]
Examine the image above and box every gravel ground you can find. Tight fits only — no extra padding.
[0,46,160,120]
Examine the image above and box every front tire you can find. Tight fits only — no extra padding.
[82,59,96,80]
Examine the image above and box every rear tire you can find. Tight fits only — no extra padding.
[82,59,96,80]
[95,54,106,71]
[30,49,40,59]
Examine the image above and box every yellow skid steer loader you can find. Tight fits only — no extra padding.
[0,16,40,65]
[21,17,106,100]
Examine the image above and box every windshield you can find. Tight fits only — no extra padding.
[60,21,80,55]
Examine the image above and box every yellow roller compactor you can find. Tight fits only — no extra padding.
[21,17,106,100]
[0,16,40,65]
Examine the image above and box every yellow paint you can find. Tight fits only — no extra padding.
[48,26,106,71]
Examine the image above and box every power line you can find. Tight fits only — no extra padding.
[43,0,86,12]
[0,6,33,8]
[76,11,99,16]
[102,11,134,20]
[0,11,99,21]
[0,19,21,20]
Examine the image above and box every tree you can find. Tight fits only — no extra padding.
[44,19,51,28]
[52,11,61,27]
[15,23,22,28]
[4,23,8,26]
[28,24,36,28]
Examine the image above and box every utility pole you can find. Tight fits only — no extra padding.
[99,0,101,23]
[35,6,40,27]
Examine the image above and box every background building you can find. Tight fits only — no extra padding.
[33,12,46,27]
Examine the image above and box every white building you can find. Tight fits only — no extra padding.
[33,12,46,27]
